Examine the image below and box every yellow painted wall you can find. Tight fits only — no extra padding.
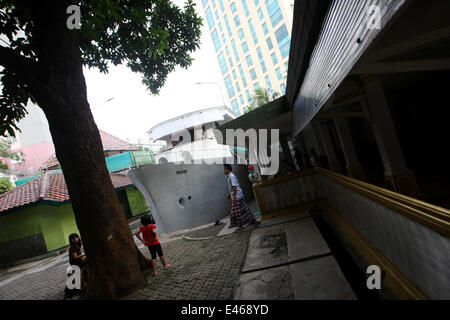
[126,187,150,216]
[0,202,79,252]
[0,187,142,254]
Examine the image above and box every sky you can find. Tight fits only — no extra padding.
[84,0,227,146]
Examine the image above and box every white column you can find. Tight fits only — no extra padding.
[318,121,343,173]
[310,120,327,157]
[333,111,366,180]
[361,76,420,197]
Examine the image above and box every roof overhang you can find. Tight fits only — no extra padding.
[216,96,290,146]
[287,0,408,136]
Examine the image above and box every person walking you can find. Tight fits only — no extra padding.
[224,164,258,231]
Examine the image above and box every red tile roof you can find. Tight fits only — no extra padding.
[0,172,133,213]
[42,130,139,169]
[99,130,140,152]
[43,155,59,169]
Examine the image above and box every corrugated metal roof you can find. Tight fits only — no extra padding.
[291,0,406,136]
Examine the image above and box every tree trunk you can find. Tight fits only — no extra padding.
[25,1,150,299]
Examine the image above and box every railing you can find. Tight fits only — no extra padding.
[252,169,322,218]
[252,168,450,299]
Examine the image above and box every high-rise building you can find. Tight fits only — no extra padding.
[200,0,294,115]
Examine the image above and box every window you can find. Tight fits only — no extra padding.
[230,2,237,13]
[241,0,250,16]
[218,52,228,74]
[225,45,230,56]
[235,81,241,92]
[266,37,273,50]
[232,69,237,80]
[256,47,267,73]
[219,0,225,11]
[225,76,235,98]
[250,68,257,80]
[231,39,239,61]
[284,61,289,72]
[248,19,258,44]
[246,55,253,67]
[271,52,278,65]
[229,57,234,68]
[205,7,215,29]
[242,41,249,53]
[275,24,290,58]
[257,8,264,20]
[222,33,226,44]
[224,16,232,36]
[202,0,209,8]
[231,99,240,114]
[212,0,216,9]
[218,22,223,32]
[238,28,245,40]
[280,83,286,94]
[238,64,247,87]
[211,30,221,52]
[265,76,273,94]
[239,94,245,105]
[262,22,268,35]
[265,0,283,27]
[254,82,260,90]
[215,10,219,19]
[234,15,241,27]
[276,67,283,80]
[246,90,253,106]
[254,0,260,5]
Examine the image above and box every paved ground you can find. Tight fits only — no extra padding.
[131,230,252,300]
[0,253,68,300]
[0,219,254,300]
[0,204,356,300]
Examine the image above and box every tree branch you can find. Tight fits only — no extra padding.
[0,45,41,88]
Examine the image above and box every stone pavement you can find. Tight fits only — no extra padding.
[233,211,356,300]
[0,219,254,300]
[0,208,356,300]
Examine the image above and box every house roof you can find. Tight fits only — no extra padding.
[99,130,140,152]
[43,155,59,169]
[42,129,139,169]
[0,172,133,213]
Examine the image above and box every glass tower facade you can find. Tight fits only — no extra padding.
[202,0,293,115]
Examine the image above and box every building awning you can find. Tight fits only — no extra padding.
[216,96,290,146]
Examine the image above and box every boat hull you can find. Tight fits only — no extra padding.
[127,163,254,234]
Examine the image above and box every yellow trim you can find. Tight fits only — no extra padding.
[255,169,316,188]
[320,202,428,300]
[317,168,450,237]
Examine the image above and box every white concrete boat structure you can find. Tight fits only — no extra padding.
[127,106,254,234]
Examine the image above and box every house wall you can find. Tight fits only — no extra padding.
[0,202,79,264]
[0,187,148,264]
[126,187,150,217]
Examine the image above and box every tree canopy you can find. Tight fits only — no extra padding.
[0,0,202,136]
[252,87,281,108]
[0,0,203,298]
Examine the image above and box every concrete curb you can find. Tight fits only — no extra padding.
[181,235,215,241]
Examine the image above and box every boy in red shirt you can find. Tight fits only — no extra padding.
[135,214,171,276]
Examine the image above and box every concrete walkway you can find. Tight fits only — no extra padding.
[0,207,355,300]
[233,211,356,300]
